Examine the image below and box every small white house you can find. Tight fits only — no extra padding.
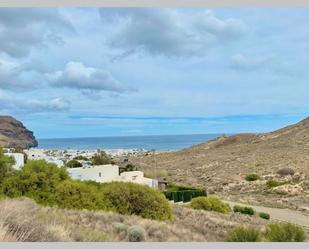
[67,164,158,188]
[5,153,24,170]
[67,164,119,183]
[117,171,158,188]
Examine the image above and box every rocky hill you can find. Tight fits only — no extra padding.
[0,116,38,148]
[130,117,309,211]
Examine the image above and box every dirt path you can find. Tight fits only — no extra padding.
[226,201,309,228]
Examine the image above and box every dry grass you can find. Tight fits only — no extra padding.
[129,118,309,211]
[0,197,280,242]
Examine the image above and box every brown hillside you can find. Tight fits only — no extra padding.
[129,117,309,211]
[0,116,38,149]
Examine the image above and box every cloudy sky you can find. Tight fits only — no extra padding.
[0,8,308,138]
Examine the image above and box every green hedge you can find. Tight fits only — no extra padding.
[164,184,207,203]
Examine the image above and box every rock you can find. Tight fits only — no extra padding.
[0,116,38,149]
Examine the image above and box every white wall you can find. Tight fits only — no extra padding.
[67,164,119,183]
[5,153,24,170]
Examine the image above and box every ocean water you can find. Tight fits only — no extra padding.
[38,134,221,151]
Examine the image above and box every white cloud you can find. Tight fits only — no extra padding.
[99,8,249,57]
[47,61,135,93]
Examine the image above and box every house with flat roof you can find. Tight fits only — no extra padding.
[67,164,158,188]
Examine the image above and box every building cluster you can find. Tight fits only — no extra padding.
[4,148,159,189]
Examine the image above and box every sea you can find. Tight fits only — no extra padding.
[38,134,221,151]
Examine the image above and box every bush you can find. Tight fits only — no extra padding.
[258,212,270,220]
[191,196,231,214]
[226,226,262,242]
[233,205,255,216]
[264,223,305,242]
[66,160,82,168]
[54,180,109,210]
[266,179,284,188]
[1,160,69,205]
[277,168,295,176]
[100,182,173,220]
[245,173,260,181]
[127,225,146,242]
[0,147,15,182]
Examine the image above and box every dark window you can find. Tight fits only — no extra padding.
[99,172,101,177]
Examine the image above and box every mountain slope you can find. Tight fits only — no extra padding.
[130,117,309,211]
[0,116,38,148]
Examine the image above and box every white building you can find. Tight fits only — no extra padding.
[5,153,24,170]
[67,164,158,188]
[24,149,64,167]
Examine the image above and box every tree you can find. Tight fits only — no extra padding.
[0,147,15,182]
[66,160,82,168]
[91,150,111,165]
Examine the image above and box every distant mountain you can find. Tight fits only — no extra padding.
[130,117,309,211]
[0,116,38,149]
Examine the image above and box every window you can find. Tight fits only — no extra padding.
[99,172,101,177]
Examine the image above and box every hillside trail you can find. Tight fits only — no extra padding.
[225,200,309,228]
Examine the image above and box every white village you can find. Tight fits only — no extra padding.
[5,148,160,189]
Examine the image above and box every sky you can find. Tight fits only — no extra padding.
[0,8,309,138]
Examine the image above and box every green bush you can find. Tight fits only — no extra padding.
[66,160,83,168]
[258,212,270,220]
[266,179,284,188]
[191,196,231,214]
[233,205,255,216]
[264,223,305,242]
[54,180,109,210]
[0,147,15,182]
[100,182,173,220]
[226,226,262,242]
[1,160,69,205]
[127,225,146,242]
[245,173,260,181]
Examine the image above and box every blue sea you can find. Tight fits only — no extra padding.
[38,134,221,151]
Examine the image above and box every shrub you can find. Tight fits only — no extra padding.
[0,147,15,182]
[266,179,284,188]
[1,160,69,205]
[65,160,82,168]
[277,168,295,176]
[245,173,260,181]
[127,225,146,242]
[264,223,305,242]
[73,155,90,161]
[191,196,231,214]
[258,212,270,220]
[100,182,173,220]
[226,226,262,242]
[125,164,137,171]
[54,180,109,210]
[233,205,255,216]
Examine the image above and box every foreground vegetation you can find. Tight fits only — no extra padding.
[0,149,172,221]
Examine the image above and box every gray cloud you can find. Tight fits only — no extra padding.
[0,8,74,58]
[0,90,70,113]
[99,8,249,57]
[47,61,136,94]
[0,59,43,91]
